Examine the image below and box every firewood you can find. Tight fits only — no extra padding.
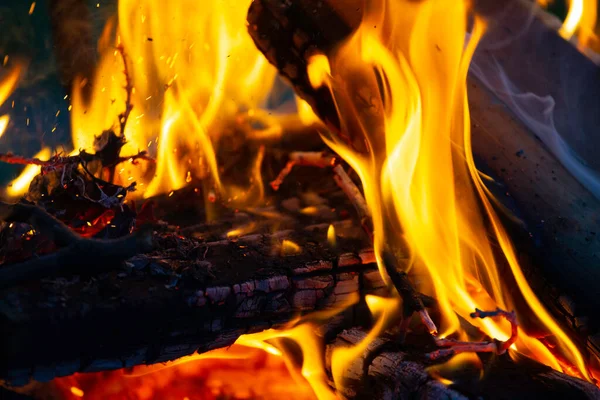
[0,228,381,385]
[0,201,153,289]
[246,0,600,365]
[327,328,600,399]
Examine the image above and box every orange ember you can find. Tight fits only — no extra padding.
[50,345,316,400]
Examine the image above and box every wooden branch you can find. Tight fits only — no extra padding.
[116,45,133,136]
[270,151,336,190]
[246,0,600,367]
[426,308,518,360]
[0,201,79,247]
[0,201,153,289]
[0,230,381,385]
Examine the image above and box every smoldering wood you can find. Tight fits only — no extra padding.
[0,226,381,385]
[0,180,594,390]
[246,0,600,365]
[0,167,378,385]
[326,328,600,400]
[0,201,154,289]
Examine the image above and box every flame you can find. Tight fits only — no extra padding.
[51,344,317,400]
[0,63,22,105]
[0,63,24,139]
[539,0,598,47]
[0,115,8,138]
[6,148,52,197]
[310,0,590,382]
[69,0,277,201]
[281,239,302,256]
[331,295,400,392]
[327,224,336,247]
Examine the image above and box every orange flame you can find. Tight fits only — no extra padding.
[51,344,317,400]
[539,0,598,48]
[0,63,24,140]
[311,0,590,382]
[6,148,52,198]
[68,0,277,201]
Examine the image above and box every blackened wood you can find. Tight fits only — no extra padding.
[328,328,600,400]
[0,179,382,386]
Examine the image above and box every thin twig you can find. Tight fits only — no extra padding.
[116,45,133,136]
[0,150,153,171]
[425,308,518,360]
[270,151,336,190]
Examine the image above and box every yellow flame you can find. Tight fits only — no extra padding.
[427,352,483,387]
[70,386,84,397]
[0,64,23,106]
[70,0,277,199]
[314,0,589,382]
[540,0,598,47]
[331,295,400,392]
[307,54,332,89]
[281,240,302,256]
[226,221,257,238]
[236,325,336,400]
[7,148,51,197]
[0,115,9,138]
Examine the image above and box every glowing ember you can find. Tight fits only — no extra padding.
[539,0,598,48]
[51,345,317,400]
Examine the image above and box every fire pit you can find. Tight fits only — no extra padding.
[1,0,600,399]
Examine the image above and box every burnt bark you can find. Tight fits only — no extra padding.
[327,328,600,400]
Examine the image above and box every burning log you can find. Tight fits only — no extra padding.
[327,328,600,399]
[0,232,379,384]
[246,0,600,363]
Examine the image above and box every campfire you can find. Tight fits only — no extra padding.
[1,0,600,399]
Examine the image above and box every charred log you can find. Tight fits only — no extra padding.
[327,328,600,400]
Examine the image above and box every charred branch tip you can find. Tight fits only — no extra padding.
[425,307,518,361]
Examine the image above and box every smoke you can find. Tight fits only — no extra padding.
[469,53,600,198]
[467,1,600,199]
